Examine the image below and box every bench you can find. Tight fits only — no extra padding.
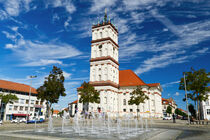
[190,120,210,125]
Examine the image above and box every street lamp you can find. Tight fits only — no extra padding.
[183,72,190,124]
[27,75,37,121]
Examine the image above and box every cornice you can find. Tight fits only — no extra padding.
[90,56,119,66]
[91,37,119,48]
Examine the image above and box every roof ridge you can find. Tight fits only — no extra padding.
[130,70,146,85]
[0,79,31,87]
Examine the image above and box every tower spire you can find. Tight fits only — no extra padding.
[104,8,107,23]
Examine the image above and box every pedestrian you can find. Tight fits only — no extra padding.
[172,113,176,123]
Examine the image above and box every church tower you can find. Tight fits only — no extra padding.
[89,10,119,115]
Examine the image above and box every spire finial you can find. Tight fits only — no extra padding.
[104,8,107,23]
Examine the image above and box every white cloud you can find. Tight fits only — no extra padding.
[175,92,179,96]
[4,38,82,66]
[4,0,20,16]
[5,44,17,49]
[90,0,117,13]
[135,51,189,74]
[48,0,76,14]
[52,13,60,23]
[1,0,33,17]
[21,59,63,66]
[123,0,167,10]
[194,48,209,54]
[64,16,72,29]
[162,81,180,88]
[63,71,71,79]
[0,10,8,20]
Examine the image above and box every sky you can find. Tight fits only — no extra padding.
[0,0,209,110]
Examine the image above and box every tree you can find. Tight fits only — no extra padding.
[179,68,210,120]
[0,93,18,120]
[128,86,149,119]
[78,82,100,112]
[37,66,66,118]
[166,106,172,116]
[188,104,196,118]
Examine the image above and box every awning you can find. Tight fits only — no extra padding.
[12,114,29,117]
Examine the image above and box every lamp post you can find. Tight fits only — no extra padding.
[183,72,190,124]
[27,75,37,121]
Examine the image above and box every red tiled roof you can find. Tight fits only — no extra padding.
[53,110,60,114]
[119,70,146,87]
[147,83,160,87]
[70,100,78,104]
[0,79,37,94]
[77,70,160,89]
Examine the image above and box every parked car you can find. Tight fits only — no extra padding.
[0,120,2,125]
[163,116,172,120]
[11,118,26,123]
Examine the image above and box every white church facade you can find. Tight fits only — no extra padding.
[75,13,163,118]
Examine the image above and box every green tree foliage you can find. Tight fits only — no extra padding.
[166,106,172,115]
[175,108,187,117]
[37,66,66,118]
[188,104,196,118]
[128,86,149,118]
[179,68,210,120]
[78,82,100,111]
[0,93,18,120]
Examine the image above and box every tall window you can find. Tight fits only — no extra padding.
[99,49,102,57]
[104,97,107,104]
[9,105,13,111]
[14,106,18,111]
[20,99,24,104]
[20,106,23,111]
[123,99,126,105]
[95,33,97,40]
[99,75,101,81]
[207,109,210,115]
[99,45,102,57]
[100,32,102,38]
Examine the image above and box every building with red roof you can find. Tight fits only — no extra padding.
[75,12,163,118]
[0,79,47,121]
[162,97,177,117]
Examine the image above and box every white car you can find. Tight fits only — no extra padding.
[163,116,172,120]
[11,118,26,123]
[0,120,2,125]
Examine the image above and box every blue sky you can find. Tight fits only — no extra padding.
[0,0,209,110]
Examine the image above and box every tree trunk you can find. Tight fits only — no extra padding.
[137,105,139,120]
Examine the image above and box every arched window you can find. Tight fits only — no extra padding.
[99,45,102,57]
[100,32,102,38]
[104,97,107,104]
[95,33,97,40]
[123,99,126,105]
[99,49,102,57]
[99,75,101,81]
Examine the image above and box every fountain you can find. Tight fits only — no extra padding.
[48,114,53,132]
[13,110,159,140]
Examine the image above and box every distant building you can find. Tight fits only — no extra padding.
[68,100,78,117]
[162,97,177,117]
[200,87,210,120]
[0,79,46,121]
[52,110,60,118]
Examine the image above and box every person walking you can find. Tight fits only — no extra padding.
[172,113,176,123]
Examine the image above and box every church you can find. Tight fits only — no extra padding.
[73,12,163,118]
